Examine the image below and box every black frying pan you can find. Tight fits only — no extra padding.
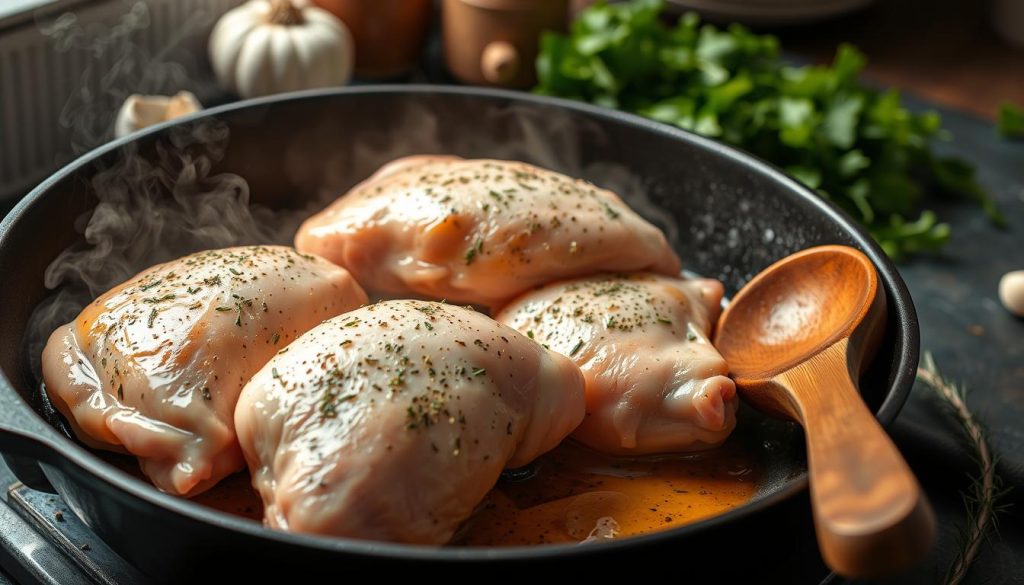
[0,86,918,581]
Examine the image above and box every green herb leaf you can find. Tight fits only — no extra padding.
[569,339,584,356]
[997,101,1024,139]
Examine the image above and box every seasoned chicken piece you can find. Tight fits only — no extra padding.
[295,156,681,308]
[235,300,585,544]
[495,273,737,455]
[41,246,367,496]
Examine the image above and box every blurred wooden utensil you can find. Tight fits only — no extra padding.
[442,0,570,88]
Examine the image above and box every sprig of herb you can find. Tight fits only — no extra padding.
[535,0,1004,260]
[916,352,1010,585]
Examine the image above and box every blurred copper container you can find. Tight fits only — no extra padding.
[443,0,570,88]
[312,0,433,79]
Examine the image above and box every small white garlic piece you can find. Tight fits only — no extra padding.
[999,270,1024,317]
[114,91,202,138]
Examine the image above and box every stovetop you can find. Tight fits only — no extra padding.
[0,484,148,585]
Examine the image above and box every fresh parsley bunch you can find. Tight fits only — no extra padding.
[535,0,1004,259]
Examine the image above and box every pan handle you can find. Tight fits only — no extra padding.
[0,380,61,493]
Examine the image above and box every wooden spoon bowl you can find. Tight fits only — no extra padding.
[714,245,935,578]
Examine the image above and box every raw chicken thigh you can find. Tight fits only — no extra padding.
[235,300,585,544]
[42,246,367,496]
[294,156,681,308]
[495,273,737,455]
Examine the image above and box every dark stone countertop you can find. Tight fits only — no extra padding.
[849,96,1024,584]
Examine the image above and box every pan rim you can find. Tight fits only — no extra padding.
[1,83,919,561]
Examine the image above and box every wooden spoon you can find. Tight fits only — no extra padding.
[713,245,935,578]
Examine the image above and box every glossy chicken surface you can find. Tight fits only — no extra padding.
[294,156,681,308]
[234,300,585,544]
[495,273,737,455]
[41,246,367,496]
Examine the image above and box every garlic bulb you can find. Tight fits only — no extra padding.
[114,91,202,138]
[208,0,354,99]
[999,270,1024,317]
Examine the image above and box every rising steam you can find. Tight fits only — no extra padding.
[26,95,679,380]
[25,117,312,376]
[25,0,259,375]
[37,0,223,155]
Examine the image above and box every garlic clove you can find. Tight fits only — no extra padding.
[998,270,1024,317]
[115,95,167,138]
[114,91,203,138]
[165,91,203,120]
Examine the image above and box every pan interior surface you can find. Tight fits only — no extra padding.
[0,86,916,566]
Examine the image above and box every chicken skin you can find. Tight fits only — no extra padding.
[234,300,585,544]
[294,156,681,308]
[41,246,367,496]
[495,273,737,455]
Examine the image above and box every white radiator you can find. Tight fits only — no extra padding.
[0,0,243,201]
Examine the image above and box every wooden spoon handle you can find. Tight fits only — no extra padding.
[778,342,935,578]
